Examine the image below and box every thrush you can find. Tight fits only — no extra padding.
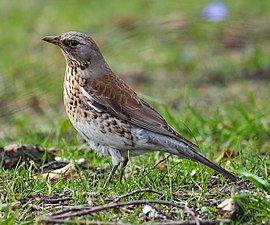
[42,31,238,186]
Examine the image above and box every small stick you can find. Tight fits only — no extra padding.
[153,220,230,225]
[40,197,73,204]
[42,217,230,225]
[45,200,183,219]
[41,217,131,225]
[152,154,172,169]
[184,205,200,225]
[49,206,92,216]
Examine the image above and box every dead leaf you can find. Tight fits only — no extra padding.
[0,144,56,169]
[218,198,236,212]
[41,162,83,183]
[217,198,242,219]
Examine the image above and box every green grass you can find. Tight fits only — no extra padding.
[0,0,270,224]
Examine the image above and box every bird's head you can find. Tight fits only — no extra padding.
[42,31,109,75]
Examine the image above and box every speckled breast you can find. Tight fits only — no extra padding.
[63,68,136,150]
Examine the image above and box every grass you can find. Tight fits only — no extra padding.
[0,0,270,224]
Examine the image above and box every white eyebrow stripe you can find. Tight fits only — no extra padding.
[81,86,102,113]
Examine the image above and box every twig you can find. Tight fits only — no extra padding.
[49,206,92,216]
[40,197,73,204]
[42,217,230,225]
[39,161,68,172]
[41,217,131,225]
[152,154,172,169]
[52,205,90,211]
[43,200,183,219]
[113,189,163,202]
[184,205,200,225]
[153,220,230,225]
[114,187,184,205]
[41,199,231,225]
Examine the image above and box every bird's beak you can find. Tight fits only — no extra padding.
[42,35,61,45]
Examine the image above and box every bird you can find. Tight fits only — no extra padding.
[42,31,238,187]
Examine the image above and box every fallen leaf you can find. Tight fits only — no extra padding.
[218,198,236,212]
[217,198,242,219]
[0,144,56,169]
[41,162,83,183]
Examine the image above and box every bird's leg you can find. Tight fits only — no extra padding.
[119,158,129,182]
[103,164,119,188]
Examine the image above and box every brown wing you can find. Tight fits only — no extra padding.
[82,72,197,148]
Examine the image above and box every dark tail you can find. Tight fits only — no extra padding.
[181,146,238,182]
[149,133,238,182]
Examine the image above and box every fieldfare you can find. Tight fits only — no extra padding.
[42,31,238,187]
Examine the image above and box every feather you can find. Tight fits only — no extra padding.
[81,73,198,148]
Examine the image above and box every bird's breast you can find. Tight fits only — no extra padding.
[63,70,136,150]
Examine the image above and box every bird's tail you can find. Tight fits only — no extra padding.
[150,135,238,182]
[183,146,238,182]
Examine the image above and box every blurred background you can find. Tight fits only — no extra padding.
[0,0,270,144]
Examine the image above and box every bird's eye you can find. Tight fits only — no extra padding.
[70,40,79,47]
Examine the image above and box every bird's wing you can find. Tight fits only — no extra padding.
[81,73,197,148]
